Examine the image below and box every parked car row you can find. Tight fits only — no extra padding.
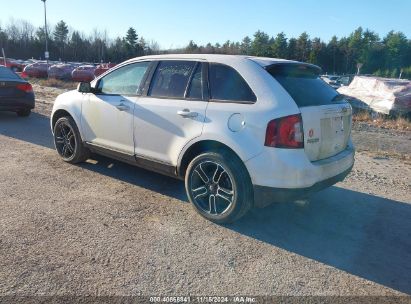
[22,62,50,78]
[321,74,354,89]
[0,58,27,72]
[18,61,117,81]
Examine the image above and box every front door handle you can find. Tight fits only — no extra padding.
[115,102,130,111]
[177,109,198,118]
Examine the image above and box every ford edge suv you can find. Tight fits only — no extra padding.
[51,54,354,223]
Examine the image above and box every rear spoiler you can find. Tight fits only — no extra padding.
[265,62,322,77]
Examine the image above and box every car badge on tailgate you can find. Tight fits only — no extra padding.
[309,129,314,137]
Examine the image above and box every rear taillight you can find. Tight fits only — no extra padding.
[16,83,33,93]
[264,114,304,148]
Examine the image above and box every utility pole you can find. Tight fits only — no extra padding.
[41,0,49,66]
[2,48,6,66]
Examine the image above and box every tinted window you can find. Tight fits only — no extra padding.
[209,63,256,102]
[186,64,203,99]
[149,61,196,98]
[267,64,344,107]
[97,62,150,95]
[0,66,21,80]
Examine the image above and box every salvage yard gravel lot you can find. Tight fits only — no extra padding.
[0,83,410,297]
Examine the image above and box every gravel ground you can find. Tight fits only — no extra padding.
[0,85,410,298]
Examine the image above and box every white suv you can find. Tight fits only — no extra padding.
[51,54,354,223]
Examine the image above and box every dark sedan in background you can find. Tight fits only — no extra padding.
[0,66,35,117]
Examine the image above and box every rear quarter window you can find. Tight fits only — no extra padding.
[267,64,343,107]
[209,63,256,103]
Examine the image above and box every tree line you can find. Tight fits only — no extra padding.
[182,28,411,79]
[0,19,160,64]
[1,19,410,79]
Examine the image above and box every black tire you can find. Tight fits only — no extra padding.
[16,109,31,117]
[185,151,253,224]
[53,116,90,164]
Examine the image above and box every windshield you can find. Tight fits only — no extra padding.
[267,64,345,107]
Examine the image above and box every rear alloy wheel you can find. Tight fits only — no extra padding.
[53,116,90,163]
[16,109,31,117]
[185,152,253,224]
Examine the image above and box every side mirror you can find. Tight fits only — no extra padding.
[77,82,92,93]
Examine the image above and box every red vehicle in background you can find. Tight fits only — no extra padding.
[72,65,96,82]
[94,63,116,77]
[22,62,49,78]
[1,58,26,72]
[48,64,76,80]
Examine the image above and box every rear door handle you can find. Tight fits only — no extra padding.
[177,109,198,118]
[115,102,130,111]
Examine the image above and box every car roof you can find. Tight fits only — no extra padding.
[125,54,300,67]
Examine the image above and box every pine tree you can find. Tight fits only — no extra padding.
[126,27,138,48]
[287,38,298,60]
[251,30,271,57]
[271,32,288,59]
[240,36,251,55]
[186,40,198,53]
[296,32,311,61]
[125,27,139,57]
[53,20,69,60]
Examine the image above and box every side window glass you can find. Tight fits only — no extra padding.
[97,62,150,95]
[149,61,196,98]
[186,64,203,100]
[209,63,256,102]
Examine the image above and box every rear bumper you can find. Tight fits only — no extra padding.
[245,141,355,207]
[253,164,353,207]
[0,95,35,111]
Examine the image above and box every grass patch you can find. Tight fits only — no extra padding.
[353,110,410,131]
[28,77,77,90]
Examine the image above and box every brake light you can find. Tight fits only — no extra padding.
[265,114,304,148]
[16,83,33,93]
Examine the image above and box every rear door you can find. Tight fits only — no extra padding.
[267,64,352,162]
[133,60,208,165]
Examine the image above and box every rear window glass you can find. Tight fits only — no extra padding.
[0,66,21,80]
[149,61,196,98]
[267,64,343,107]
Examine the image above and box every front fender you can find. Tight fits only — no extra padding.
[50,90,83,135]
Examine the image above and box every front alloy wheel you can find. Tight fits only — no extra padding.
[55,120,76,161]
[53,116,90,163]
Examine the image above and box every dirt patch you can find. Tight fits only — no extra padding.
[29,78,78,90]
[353,110,410,131]
[352,121,411,162]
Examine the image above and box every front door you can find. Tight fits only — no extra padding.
[81,62,151,155]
